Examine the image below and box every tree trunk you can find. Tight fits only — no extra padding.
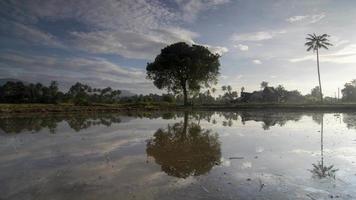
[320,114,324,168]
[182,111,188,139]
[316,48,323,102]
[183,84,188,106]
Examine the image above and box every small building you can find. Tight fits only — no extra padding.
[238,87,279,103]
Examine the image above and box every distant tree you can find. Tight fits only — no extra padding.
[311,86,322,99]
[68,82,91,105]
[260,81,268,90]
[342,79,356,102]
[0,81,27,103]
[146,42,220,106]
[305,33,333,102]
[211,87,216,97]
[275,85,287,102]
[221,85,238,102]
[221,85,227,92]
[227,85,232,93]
[241,86,245,93]
[162,94,175,103]
[286,90,304,103]
[48,81,59,103]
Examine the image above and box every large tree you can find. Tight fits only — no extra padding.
[305,33,332,102]
[146,42,220,106]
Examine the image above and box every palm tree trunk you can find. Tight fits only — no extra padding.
[316,48,323,102]
[321,114,324,168]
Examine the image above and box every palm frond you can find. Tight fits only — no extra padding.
[323,42,333,46]
[307,34,315,39]
[320,44,329,49]
[321,33,329,38]
[305,41,314,46]
[305,33,332,51]
[306,45,314,51]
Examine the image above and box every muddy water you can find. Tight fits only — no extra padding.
[0,111,356,200]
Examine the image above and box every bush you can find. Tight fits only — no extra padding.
[73,97,90,106]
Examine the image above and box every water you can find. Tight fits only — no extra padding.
[1,111,356,200]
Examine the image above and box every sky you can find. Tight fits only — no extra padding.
[1,0,356,96]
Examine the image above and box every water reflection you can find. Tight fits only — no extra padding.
[342,112,356,130]
[0,111,356,199]
[0,113,122,133]
[2,111,356,134]
[238,111,302,130]
[146,112,221,178]
[310,114,338,179]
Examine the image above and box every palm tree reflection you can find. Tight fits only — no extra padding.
[146,112,221,178]
[310,114,338,179]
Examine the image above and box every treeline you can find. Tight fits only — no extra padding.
[1,79,356,105]
[0,81,122,105]
[190,79,356,105]
[0,81,176,105]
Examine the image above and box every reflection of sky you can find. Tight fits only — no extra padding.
[0,112,356,199]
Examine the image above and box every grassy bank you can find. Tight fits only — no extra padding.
[0,102,176,114]
[2,103,356,114]
[191,103,356,112]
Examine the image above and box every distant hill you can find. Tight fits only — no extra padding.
[120,90,136,97]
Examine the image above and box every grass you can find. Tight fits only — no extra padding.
[0,102,176,114]
[192,102,356,111]
[1,102,356,114]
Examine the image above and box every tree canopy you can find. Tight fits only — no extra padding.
[146,42,220,105]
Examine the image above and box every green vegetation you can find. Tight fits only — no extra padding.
[146,42,220,106]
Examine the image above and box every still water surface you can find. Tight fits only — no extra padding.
[1,111,356,200]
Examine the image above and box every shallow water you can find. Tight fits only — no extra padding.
[0,111,356,200]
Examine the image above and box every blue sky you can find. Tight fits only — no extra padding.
[1,0,356,96]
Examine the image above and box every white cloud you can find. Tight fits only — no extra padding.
[310,13,326,23]
[286,15,308,23]
[231,30,286,42]
[330,36,350,47]
[3,0,228,60]
[203,44,229,55]
[234,44,249,51]
[286,13,325,24]
[0,52,158,94]
[289,44,356,64]
[253,59,262,64]
[0,18,63,48]
[175,0,230,22]
[71,27,200,59]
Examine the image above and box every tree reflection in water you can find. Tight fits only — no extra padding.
[0,113,122,134]
[310,114,338,179]
[146,112,221,178]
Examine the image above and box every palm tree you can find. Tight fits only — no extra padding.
[310,114,338,179]
[305,33,333,102]
[227,85,232,93]
[211,87,216,97]
[260,81,268,90]
[221,85,227,92]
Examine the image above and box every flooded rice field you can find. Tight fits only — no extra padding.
[0,111,356,200]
